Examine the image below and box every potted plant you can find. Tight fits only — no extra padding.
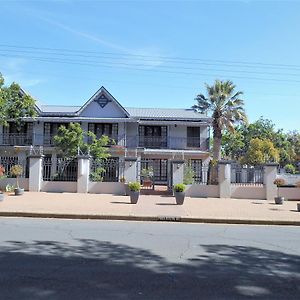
[10,164,24,196]
[128,182,141,204]
[273,178,285,204]
[0,165,6,201]
[174,183,186,205]
[141,167,154,189]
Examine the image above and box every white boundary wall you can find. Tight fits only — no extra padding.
[185,184,219,198]
[231,184,266,200]
[279,187,300,200]
[42,181,77,193]
[0,178,29,191]
[88,182,125,195]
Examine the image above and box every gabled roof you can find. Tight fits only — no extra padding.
[33,86,209,122]
[77,86,130,117]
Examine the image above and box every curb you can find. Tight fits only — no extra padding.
[0,211,300,226]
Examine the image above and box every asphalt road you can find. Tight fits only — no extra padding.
[0,218,299,300]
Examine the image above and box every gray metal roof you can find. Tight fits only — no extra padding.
[124,107,207,120]
[40,105,81,113]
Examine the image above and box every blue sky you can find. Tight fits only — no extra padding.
[0,0,299,131]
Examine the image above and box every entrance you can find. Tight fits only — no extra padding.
[137,159,171,194]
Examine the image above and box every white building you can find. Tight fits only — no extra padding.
[0,86,211,188]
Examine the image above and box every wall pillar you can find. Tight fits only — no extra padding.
[264,163,278,200]
[218,161,231,198]
[77,155,91,193]
[29,155,44,192]
[172,160,185,186]
[124,157,137,183]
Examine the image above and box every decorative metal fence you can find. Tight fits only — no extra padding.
[90,157,124,182]
[184,161,218,185]
[43,157,78,182]
[231,164,264,185]
[0,156,29,178]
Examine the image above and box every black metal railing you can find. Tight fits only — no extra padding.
[90,157,124,182]
[231,164,264,185]
[0,132,210,151]
[43,157,78,181]
[0,156,28,178]
[184,162,218,185]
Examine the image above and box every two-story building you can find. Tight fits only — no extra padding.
[0,86,211,188]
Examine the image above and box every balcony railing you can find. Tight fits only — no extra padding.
[126,136,209,151]
[0,133,33,146]
[0,133,209,151]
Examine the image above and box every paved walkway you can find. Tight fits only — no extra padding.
[0,192,300,225]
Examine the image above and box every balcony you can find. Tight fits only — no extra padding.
[126,136,209,151]
[0,133,209,151]
[0,133,33,146]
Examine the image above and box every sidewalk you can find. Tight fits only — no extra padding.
[0,192,300,225]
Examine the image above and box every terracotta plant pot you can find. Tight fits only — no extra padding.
[174,191,185,205]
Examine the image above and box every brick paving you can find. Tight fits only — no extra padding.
[0,192,300,224]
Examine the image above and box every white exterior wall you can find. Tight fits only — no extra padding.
[125,122,138,148]
[168,124,208,150]
[169,124,186,149]
[33,121,44,145]
[81,101,126,118]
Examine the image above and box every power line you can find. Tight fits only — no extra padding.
[1,48,300,78]
[1,52,300,85]
[1,43,300,71]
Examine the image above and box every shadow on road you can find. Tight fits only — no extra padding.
[0,239,299,299]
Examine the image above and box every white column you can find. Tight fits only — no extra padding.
[77,155,91,193]
[264,163,278,200]
[124,157,137,183]
[29,155,44,192]
[218,161,231,198]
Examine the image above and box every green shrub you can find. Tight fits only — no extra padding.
[174,183,186,193]
[128,182,141,192]
[89,167,105,182]
[284,164,296,174]
[183,165,195,185]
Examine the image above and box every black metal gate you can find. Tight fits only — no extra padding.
[137,159,169,185]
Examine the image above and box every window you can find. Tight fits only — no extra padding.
[187,127,200,147]
[88,123,118,138]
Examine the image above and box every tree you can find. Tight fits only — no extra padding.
[53,122,110,160]
[242,138,279,165]
[287,131,300,160]
[0,73,37,129]
[192,80,247,160]
[222,128,245,160]
[222,117,297,165]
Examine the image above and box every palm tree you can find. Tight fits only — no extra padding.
[192,80,247,161]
